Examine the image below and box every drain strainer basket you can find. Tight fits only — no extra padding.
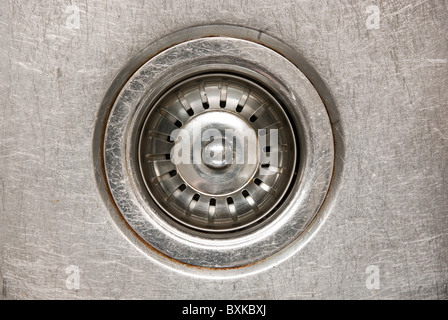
[139,73,297,233]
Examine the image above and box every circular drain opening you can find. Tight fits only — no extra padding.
[97,25,337,272]
[138,73,297,233]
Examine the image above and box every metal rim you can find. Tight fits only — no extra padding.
[96,25,338,274]
[138,73,297,233]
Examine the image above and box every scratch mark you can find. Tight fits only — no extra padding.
[384,0,432,17]
[0,179,4,210]
[426,59,447,64]
[2,278,6,298]
[12,61,43,74]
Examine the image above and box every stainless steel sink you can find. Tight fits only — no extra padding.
[0,0,447,299]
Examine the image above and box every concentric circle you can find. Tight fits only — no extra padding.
[138,74,297,232]
[97,25,337,273]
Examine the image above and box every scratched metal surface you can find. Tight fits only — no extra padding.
[1,0,447,299]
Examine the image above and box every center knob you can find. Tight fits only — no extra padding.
[202,138,233,169]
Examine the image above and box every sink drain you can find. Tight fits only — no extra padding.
[139,73,297,233]
[97,25,336,273]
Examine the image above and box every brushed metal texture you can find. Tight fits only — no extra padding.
[0,0,447,299]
